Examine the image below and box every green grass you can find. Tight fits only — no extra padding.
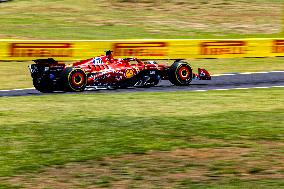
[175,179,284,189]
[1,57,284,90]
[0,0,284,188]
[0,0,283,39]
[0,184,20,189]
[0,89,283,188]
[0,62,32,90]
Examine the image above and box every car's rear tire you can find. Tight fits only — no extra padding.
[168,61,193,86]
[33,77,54,93]
[61,67,87,92]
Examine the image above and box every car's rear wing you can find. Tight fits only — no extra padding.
[33,58,58,65]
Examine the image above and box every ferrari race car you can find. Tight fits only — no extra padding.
[29,50,211,92]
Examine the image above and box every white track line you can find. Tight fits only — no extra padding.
[213,88,230,91]
[192,85,284,92]
[212,70,284,77]
[1,86,284,94]
[0,87,34,92]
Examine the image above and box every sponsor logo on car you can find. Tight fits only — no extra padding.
[93,57,103,65]
[200,41,246,55]
[113,42,168,57]
[272,40,284,53]
[125,69,134,78]
[10,43,73,57]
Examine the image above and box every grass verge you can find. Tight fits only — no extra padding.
[0,88,283,188]
[0,0,283,39]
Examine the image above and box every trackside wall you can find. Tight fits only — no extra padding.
[1,38,284,60]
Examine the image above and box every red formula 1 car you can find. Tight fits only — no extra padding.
[29,50,211,92]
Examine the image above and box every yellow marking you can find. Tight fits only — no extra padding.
[125,69,134,78]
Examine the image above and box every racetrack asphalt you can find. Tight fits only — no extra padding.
[1,71,284,97]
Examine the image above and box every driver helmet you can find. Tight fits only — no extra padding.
[105,50,114,63]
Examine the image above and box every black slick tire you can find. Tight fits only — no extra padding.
[61,67,87,92]
[168,61,193,86]
[33,77,54,93]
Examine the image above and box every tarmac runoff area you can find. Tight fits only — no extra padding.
[1,71,284,97]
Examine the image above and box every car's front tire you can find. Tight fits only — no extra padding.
[168,61,193,86]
